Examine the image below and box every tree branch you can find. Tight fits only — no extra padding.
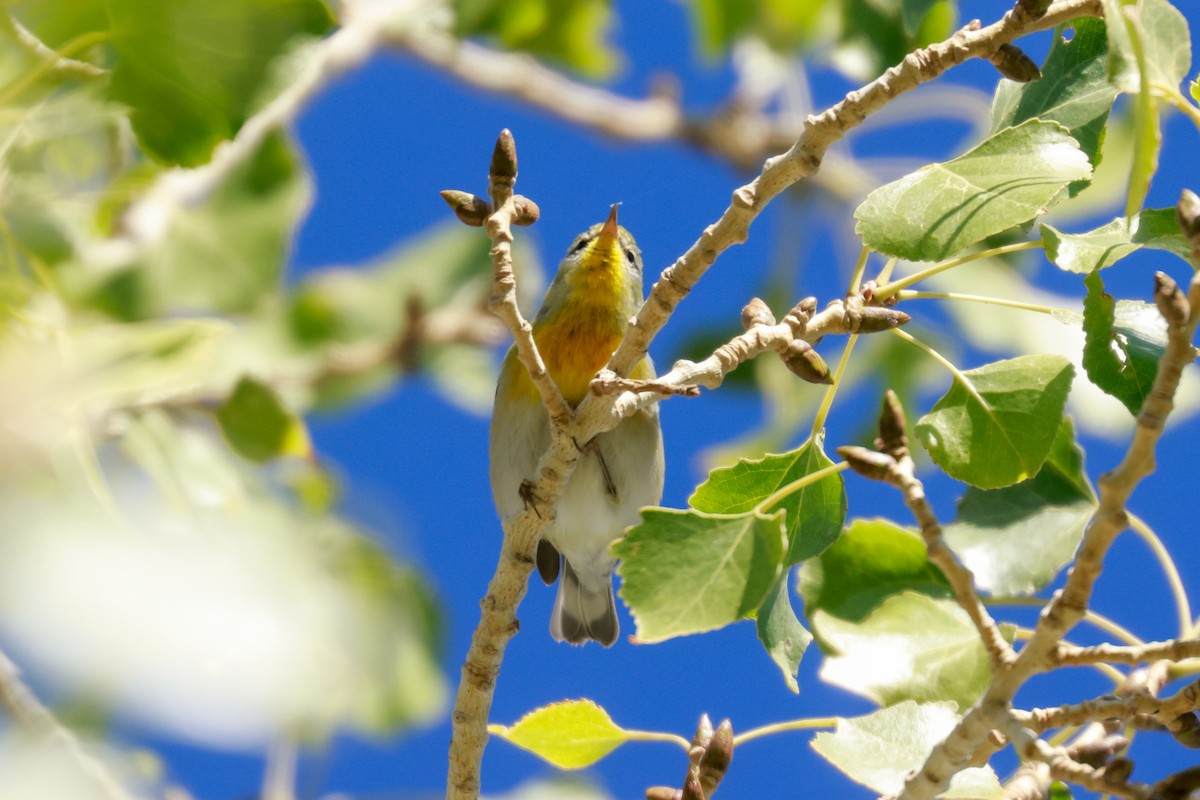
[1056,639,1200,667]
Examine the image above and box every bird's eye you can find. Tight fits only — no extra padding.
[623,249,638,266]
[569,238,590,255]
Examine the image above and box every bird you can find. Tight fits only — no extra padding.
[489,205,664,646]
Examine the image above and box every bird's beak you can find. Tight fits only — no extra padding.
[598,204,619,244]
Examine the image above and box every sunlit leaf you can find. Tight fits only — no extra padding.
[614,507,786,642]
[690,434,846,564]
[812,702,1003,798]
[1082,271,1167,415]
[815,592,1009,709]
[797,518,950,623]
[756,572,813,693]
[855,120,1092,262]
[990,17,1116,191]
[488,700,629,770]
[915,354,1075,489]
[943,418,1096,596]
[1042,208,1191,273]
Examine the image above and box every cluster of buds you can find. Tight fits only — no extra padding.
[646,715,734,800]
[441,129,540,228]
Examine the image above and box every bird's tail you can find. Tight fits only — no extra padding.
[550,561,618,647]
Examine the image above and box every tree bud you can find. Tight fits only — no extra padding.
[490,128,518,185]
[875,389,909,456]
[781,340,832,384]
[857,306,911,333]
[836,445,895,481]
[698,719,734,796]
[513,195,540,226]
[1154,271,1189,327]
[741,297,776,330]
[990,44,1041,83]
[439,190,491,226]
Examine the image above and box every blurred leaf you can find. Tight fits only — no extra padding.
[855,120,1092,262]
[453,0,618,77]
[1102,0,1191,93]
[613,507,786,642]
[756,572,813,693]
[328,534,447,733]
[1082,271,1166,415]
[484,778,615,800]
[990,18,1116,193]
[915,354,1075,489]
[815,592,1009,709]
[1042,207,1191,273]
[811,701,1003,798]
[111,133,310,317]
[798,518,951,623]
[288,222,533,412]
[488,700,629,770]
[103,0,334,165]
[216,375,310,463]
[1050,782,1075,799]
[423,341,500,415]
[834,0,954,81]
[686,0,832,56]
[689,434,846,564]
[943,418,1096,595]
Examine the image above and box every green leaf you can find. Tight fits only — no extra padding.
[855,120,1092,262]
[689,434,847,564]
[990,18,1117,189]
[453,0,618,77]
[1103,0,1191,93]
[943,418,1096,596]
[834,0,953,81]
[1041,207,1191,273]
[216,375,310,463]
[1050,782,1076,800]
[118,133,311,316]
[756,572,813,693]
[811,701,1003,798]
[1082,271,1166,415]
[488,700,629,770]
[915,354,1075,489]
[613,507,786,642]
[104,0,335,165]
[815,592,1009,709]
[797,518,951,623]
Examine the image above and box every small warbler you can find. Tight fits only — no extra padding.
[489,206,664,646]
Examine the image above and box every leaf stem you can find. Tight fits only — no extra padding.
[987,597,1144,646]
[872,241,1041,301]
[753,460,850,514]
[733,717,838,746]
[1127,512,1191,638]
[624,729,694,750]
[847,244,870,295]
[810,334,859,438]
[896,290,1068,317]
[889,328,989,410]
[1154,82,1200,133]
[875,255,900,286]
